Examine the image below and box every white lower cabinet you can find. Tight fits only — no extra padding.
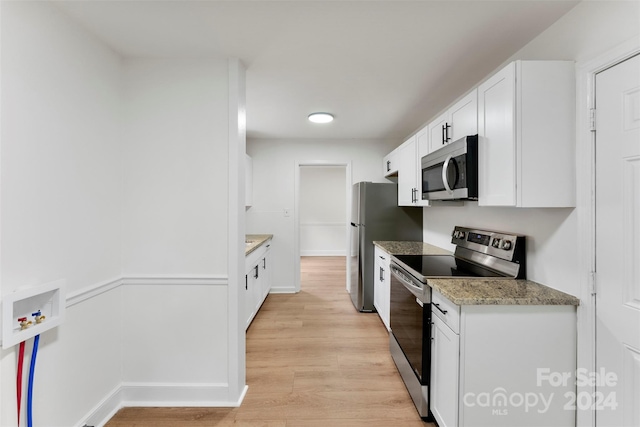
[373,246,391,331]
[431,313,460,427]
[244,240,272,329]
[430,290,577,427]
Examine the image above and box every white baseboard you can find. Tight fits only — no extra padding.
[120,382,234,406]
[269,285,297,294]
[300,250,346,256]
[82,382,245,426]
[77,385,123,427]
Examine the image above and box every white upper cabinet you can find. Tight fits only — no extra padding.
[478,61,575,207]
[397,135,418,206]
[415,125,431,207]
[449,89,478,140]
[383,146,400,177]
[429,90,478,153]
[397,130,430,207]
[428,111,448,153]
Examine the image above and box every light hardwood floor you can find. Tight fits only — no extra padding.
[106,256,432,426]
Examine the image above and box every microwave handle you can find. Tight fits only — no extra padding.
[442,155,454,194]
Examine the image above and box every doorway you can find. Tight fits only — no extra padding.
[594,53,640,426]
[294,161,352,292]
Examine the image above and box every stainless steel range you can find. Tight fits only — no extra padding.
[389,226,526,419]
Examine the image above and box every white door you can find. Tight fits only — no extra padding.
[595,53,640,427]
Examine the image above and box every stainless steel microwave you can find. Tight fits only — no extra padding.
[421,135,478,201]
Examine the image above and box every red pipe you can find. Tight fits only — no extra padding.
[17,341,25,425]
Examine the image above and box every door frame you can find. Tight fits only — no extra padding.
[575,37,640,427]
[293,160,353,292]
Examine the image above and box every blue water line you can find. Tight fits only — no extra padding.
[27,334,39,427]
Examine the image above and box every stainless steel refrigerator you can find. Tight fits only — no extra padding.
[349,182,422,312]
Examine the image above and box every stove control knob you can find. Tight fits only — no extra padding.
[500,240,512,250]
[492,238,501,248]
[453,230,466,240]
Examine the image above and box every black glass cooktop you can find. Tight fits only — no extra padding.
[393,254,505,280]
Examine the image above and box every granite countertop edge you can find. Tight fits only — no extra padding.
[245,234,273,255]
[429,278,581,306]
[373,240,580,307]
[373,240,452,256]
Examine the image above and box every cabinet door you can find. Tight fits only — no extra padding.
[397,136,417,206]
[428,112,448,153]
[415,126,431,207]
[373,257,383,314]
[384,148,399,177]
[478,62,517,206]
[449,90,478,141]
[379,262,390,331]
[374,259,390,331]
[244,273,255,329]
[252,264,262,313]
[261,247,272,299]
[431,314,460,427]
[374,247,391,330]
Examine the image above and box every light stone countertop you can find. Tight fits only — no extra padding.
[373,240,579,306]
[427,278,579,306]
[245,234,273,255]
[373,240,452,256]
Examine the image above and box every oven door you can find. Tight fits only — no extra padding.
[389,264,431,384]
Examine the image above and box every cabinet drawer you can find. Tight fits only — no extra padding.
[374,246,391,267]
[432,290,460,333]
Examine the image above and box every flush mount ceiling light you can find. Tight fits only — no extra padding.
[308,112,334,124]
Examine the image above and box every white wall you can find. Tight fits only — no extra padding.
[120,59,232,404]
[246,138,398,291]
[122,59,230,276]
[299,166,347,256]
[0,4,239,426]
[0,2,123,425]
[424,206,578,294]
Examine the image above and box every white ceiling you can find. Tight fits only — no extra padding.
[55,0,580,140]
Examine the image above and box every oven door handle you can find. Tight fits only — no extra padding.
[442,155,454,194]
[392,269,425,300]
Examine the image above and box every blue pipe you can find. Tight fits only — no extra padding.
[27,334,39,427]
